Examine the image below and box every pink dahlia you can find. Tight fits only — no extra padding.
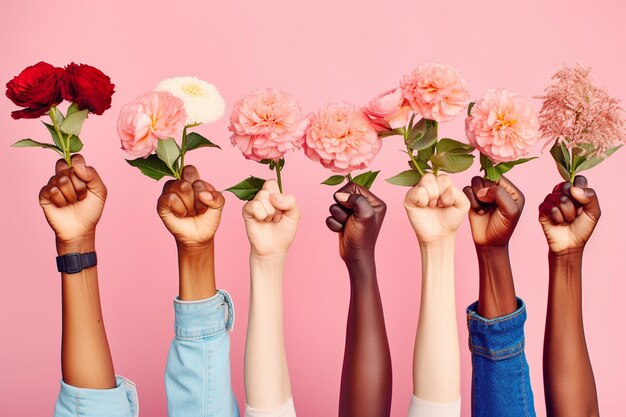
[400,62,470,122]
[364,88,414,132]
[535,65,625,154]
[118,91,187,158]
[466,89,540,163]
[229,88,309,162]
[304,103,381,174]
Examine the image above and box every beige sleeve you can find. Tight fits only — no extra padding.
[407,395,461,417]
[245,397,297,417]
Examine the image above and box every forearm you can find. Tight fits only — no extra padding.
[177,241,217,301]
[339,255,392,417]
[245,254,292,410]
[476,245,518,319]
[58,236,116,389]
[413,237,459,402]
[544,249,599,417]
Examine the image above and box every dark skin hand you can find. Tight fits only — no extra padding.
[326,182,392,417]
[463,175,524,318]
[539,175,600,417]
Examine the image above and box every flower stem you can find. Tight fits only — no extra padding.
[179,127,187,178]
[347,173,353,182]
[50,108,72,167]
[275,160,283,193]
[407,146,425,177]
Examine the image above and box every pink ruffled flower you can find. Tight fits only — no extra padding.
[364,88,414,132]
[466,89,540,163]
[304,103,381,174]
[118,91,187,158]
[229,88,309,162]
[400,62,470,122]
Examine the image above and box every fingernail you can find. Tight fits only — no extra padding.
[335,192,350,202]
[477,188,488,198]
[200,191,213,201]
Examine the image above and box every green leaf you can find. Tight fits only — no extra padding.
[480,153,494,170]
[495,157,537,175]
[575,145,622,173]
[386,169,422,186]
[322,175,346,186]
[484,168,502,182]
[417,144,435,162]
[351,170,380,189]
[378,131,398,138]
[50,107,65,125]
[408,119,438,150]
[11,139,63,156]
[225,176,266,201]
[69,136,84,152]
[60,108,88,136]
[549,140,570,171]
[408,158,430,171]
[437,138,474,154]
[185,132,221,151]
[467,102,475,117]
[431,152,475,173]
[258,159,273,165]
[66,103,81,117]
[43,122,64,150]
[126,154,174,180]
[556,161,570,182]
[157,138,181,171]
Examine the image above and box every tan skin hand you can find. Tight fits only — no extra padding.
[39,154,107,247]
[539,176,601,253]
[463,176,525,248]
[404,173,470,245]
[243,180,300,259]
[157,165,226,249]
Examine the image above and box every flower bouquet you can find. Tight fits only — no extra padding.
[7,62,115,165]
[536,65,625,182]
[119,76,225,180]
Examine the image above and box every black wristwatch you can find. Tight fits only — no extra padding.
[56,252,98,274]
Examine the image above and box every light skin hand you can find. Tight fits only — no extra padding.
[404,173,470,245]
[157,165,225,251]
[39,154,107,254]
[326,181,387,264]
[539,175,601,254]
[243,179,300,259]
[463,175,525,248]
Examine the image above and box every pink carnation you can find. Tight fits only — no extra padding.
[229,88,308,162]
[400,62,470,122]
[535,65,625,154]
[466,89,539,163]
[304,103,381,174]
[364,88,414,132]
[118,91,186,158]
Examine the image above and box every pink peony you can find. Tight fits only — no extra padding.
[118,91,187,158]
[364,88,414,132]
[304,103,381,174]
[535,65,625,154]
[229,88,309,162]
[400,62,470,122]
[466,89,540,163]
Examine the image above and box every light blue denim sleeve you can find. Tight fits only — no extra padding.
[165,289,240,417]
[53,376,138,417]
[467,297,536,417]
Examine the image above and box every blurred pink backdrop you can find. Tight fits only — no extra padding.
[1,1,624,416]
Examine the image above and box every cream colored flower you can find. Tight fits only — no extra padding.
[156,76,225,125]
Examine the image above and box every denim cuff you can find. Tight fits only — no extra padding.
[55,376,139,417]
[174,289,235,340]
[466,297,527,361]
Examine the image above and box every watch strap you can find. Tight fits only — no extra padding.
[56,252,98,274]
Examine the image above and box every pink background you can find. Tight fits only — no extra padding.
[1,1,624,416]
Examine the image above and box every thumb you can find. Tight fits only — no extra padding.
[72,161,107,201]
[477,185,520,219]
[270,193,299,221]
[570,187,601,222]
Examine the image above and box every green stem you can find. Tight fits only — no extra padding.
[275,160,283,193]
[569,148,575,183]
[179,127,187,178]
[407,146,425,176]
[50,108,72,167]
[347,173,353,182]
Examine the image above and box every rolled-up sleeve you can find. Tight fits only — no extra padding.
[54,376,138,417]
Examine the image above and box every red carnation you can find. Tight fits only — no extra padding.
[62,63,115,115]
[5,62,65,120]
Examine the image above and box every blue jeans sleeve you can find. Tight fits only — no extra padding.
[165,289,240,417]
[53,376,138,417]
[467,298,536,417]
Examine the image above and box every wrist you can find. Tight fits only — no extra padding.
[549,247,584,261]
[476,243,510,260]
[56,233,96,256]
[176,239,214,255]
[250,252,287,267]
[418,235,456,252]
